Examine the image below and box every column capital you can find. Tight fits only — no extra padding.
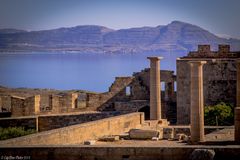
[188,60,207,66]
[147,57,163,61]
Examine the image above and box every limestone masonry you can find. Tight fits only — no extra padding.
[0,67,177,123]
[1,44,240,126]
[177,44,240,124]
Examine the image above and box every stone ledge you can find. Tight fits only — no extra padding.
[1,145,240,160]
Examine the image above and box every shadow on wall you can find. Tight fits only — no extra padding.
[138,105,150,120]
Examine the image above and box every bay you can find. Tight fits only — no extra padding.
[0,51,186,92]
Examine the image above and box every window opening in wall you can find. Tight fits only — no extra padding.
[161,82,165,91]
[126,86,131,96]
[74,99,78,108]
[174,81,177,91]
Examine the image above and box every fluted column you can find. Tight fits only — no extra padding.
[189,61,206,143]
[147,57,163,120]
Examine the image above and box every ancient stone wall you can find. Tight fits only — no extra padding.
[177,45,238,124]
[114,100,149,113]
[1,146,240,160]
[0,95,11,112]
[94,77,134,111]
[48,93,80,113]
[0,112,144,146]
[95,69,176,123]
[77,93,87,108]
[10,95,40,117]
[0,112,120,131]
[37,111,120,131]
[11,96,26,117]
[0,117,36,129]
[132,69,176,122]
[2,67,176,123]
[25,95,40,115]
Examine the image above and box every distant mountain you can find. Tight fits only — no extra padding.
[0,21,239,53]
[0,29,27,34]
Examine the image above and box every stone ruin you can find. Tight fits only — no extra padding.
[0,67,177,123]
[1,45,240,159]
[0,44,239,127]
[177,44,240,124]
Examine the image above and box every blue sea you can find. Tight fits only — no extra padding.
[0,52,187,92]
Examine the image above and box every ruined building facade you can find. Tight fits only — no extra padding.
[0,68,177,123]
[177,44,240,124]
[1,44,239,125]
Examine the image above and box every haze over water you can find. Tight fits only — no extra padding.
[0,52,186,92]
[0,0,239,92]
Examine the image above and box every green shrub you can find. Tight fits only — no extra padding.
[0,127,35,140]
[204,102,234,126]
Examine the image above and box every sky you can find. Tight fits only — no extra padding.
[0,0,240,38]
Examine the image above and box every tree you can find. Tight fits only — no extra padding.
[204,102,234,126]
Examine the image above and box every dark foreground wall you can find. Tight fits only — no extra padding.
[0,146,240,160]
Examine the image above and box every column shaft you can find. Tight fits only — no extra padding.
[148,57,162,120]
[189,61,206,143]
[237,61,240,108]
[235,107,240,142]
[235,60,240,142]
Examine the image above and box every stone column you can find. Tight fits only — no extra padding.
[0,96,2,112]
[237,60,240,108]
[189,61,206,143]
[235,107,240,142]
[147,57,163,120]
[235,60,240,142]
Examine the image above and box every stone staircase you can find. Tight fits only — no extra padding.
[108,77,133,93]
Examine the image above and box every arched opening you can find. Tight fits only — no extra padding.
[138,105,150,120]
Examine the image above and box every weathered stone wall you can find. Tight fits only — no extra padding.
[37,111,120,131]
[39,94,51,111]
[10,95,40,117]
[0,95,11,112]
[114,100,149,113]
[177,45,238,124]
[77,93,87,108]
[49,94,59,113]
[0,112,144,146]
[25,95,40,115]
[2,67,176,124]
[94,77,134,111]
[132,69,176,122]
[0,111,120,131]
[0,116,36,129]
[11,96,25,117]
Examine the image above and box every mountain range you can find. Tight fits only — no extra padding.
[0,21,239,53]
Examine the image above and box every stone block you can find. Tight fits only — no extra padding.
[129,129,159,140]
[189,149,215,160]
[98,135,120,142]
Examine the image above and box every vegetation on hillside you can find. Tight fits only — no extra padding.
[0,127,35,140]
[204,102,234,126]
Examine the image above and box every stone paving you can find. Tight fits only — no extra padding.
[94,128,236,147]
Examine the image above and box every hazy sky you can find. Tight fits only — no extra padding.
[0,0,239,38]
